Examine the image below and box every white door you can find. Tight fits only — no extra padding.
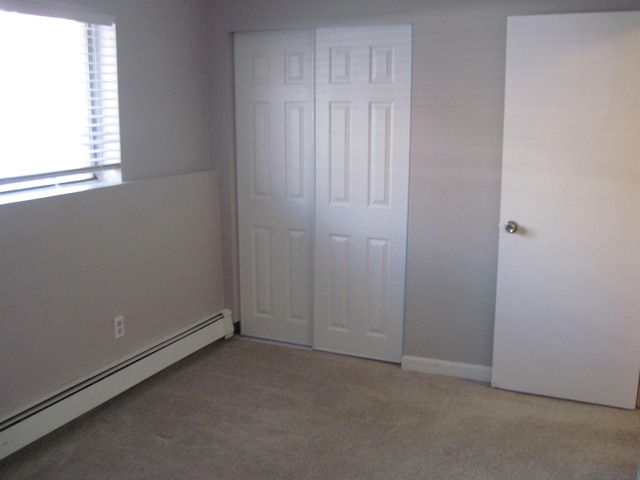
[492,12,640,409]
[313,25,412,362]
[234,30,315,345]
[235,26,412,362]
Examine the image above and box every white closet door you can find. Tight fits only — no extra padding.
[234,30,315,345]
[313,25,412,362]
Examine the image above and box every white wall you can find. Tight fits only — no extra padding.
[0,0,222,419]
[206,0,640,368]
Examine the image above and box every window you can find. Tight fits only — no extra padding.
[0,2,121,198]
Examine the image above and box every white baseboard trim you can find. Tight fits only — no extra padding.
[401,355,492,383]
[0,309,233,461]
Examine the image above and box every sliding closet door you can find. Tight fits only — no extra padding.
[235,26,412,360]
[234,30,315,345]
[313,25,412,362]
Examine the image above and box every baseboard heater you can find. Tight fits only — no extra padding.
[0,309,233,461]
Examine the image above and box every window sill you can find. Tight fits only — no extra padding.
[0,180,122,206]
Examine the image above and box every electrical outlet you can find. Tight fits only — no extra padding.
[114,316,125,339]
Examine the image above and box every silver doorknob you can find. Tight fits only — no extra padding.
[504,221,519,234]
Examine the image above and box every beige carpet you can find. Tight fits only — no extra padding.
[1,337,639,479]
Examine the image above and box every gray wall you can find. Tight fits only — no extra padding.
[207,0,640,368]
[4,0,638,420]
[0,0,222,419]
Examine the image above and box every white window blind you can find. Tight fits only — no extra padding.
[0,4,121,195]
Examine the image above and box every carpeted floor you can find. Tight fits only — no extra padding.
[1,337,639,479]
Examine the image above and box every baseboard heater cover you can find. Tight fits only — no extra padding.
[0,309,233,461]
